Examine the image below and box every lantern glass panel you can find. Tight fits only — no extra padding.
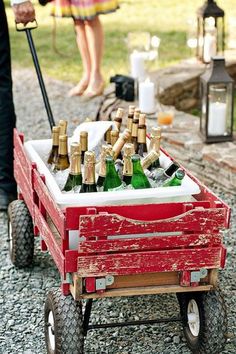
[201,81,207,135]
[207,84,232,136]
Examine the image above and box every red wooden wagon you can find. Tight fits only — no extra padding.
[8,129,230,354]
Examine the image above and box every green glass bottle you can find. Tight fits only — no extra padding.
[131,154,151,189]
[97,145,113,188]
[163,169,185,187]
[103,156,123,192]
[80,151,97,193]
[63,151,82,192]
[152,162,180,186]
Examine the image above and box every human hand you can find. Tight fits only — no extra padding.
[13,1,35,26]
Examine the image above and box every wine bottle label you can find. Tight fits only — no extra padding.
[137,127,147,143]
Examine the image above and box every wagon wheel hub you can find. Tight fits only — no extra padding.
[187,299,200,337]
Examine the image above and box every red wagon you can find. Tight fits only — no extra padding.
[8,128,230,354]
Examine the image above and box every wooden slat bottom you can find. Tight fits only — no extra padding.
[79,284,213,299]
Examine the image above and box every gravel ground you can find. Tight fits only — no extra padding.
[0,69,235,354]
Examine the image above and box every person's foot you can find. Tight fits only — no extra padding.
[68,77,89,97]
[0,190,17,212]
[83,79,105,99]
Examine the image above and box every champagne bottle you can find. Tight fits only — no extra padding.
[80,151,97,193]
[47,126,60,165]
[152,162,180,186]
[70,142,81,158]
[127,105,135,141]
[110,130,119,147]
[148,127,161,169]
[55,135,70,171]
[131,154,151,189]
[114,108,124,132]
[104,126,112,144]
[163,169,185,187]
[59,120,68,136]
[131,110,139,154]
[97,145,113,188]
[103,156,123,192]
[137,113,148,157]
[141,150,160,170]
[63,152,82,192]
[112,128,131,160]
[80,131,88,165]
[122,143,135,185]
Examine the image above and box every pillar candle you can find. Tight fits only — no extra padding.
[130,51,145,80]
[139,78,155,114]
[208,102,226,136]
[203,33,216,63]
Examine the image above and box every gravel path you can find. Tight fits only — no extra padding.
[0,69,235,354]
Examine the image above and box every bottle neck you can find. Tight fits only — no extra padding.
[70,154,81,175]
[83,162,96,184]
[123,155,133,176]
[80,135,88,152]
[137,126,147,144]
[59,139,68,155]
[149,136,161,154]
[133,159,144,174]
[131,120,138,138]
[52,131,59,146]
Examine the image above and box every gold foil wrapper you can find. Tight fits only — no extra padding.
[112,129,131,159]
[59,120,67,135]
[83,151,96,184]
[52,126,60,146]
[149,127,161,153]
[123,143,135,157]
[123,143,134,176]
[139,113,146,126]
[70,142,81,156]
[131,120,138,137]
[137,127,147,144]
[116,108,124,118]
[58,135,68,155]
[70,152,82,175]
[142,150,159,170]
[111,130,119,146]
[80,131,88,151]
[128,105,135,115]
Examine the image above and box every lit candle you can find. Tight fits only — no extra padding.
[139,78,155,114]
[130,51,145,80]
[203,33,216,63]
[208,102,226,136]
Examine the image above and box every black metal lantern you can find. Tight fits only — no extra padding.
[200,57,234,143]
[197,0,225,63]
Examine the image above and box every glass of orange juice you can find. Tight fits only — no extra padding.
[157,110,174,128]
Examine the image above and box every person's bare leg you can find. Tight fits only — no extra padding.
[68,19,91,96]
[84,16,104,96]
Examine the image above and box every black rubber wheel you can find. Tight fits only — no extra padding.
[44,289,84,354]
[177,288,227,354]
[8,200,34,268]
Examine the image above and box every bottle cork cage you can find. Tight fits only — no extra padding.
[23,137,200,208]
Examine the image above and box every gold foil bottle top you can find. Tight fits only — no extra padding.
[131,119,139,138]
[80,131,88,151]
[84,151,96,164]
[139,113,146,126]
[58,135,68,155]
[142,150,159,170]
[99,145,113,177]
[133,110,140,122]
[52,126,60,146]
[104,126,112,144]
[122,128,132,141]
[151,126,161,138]
[137,126,147,144]
[110,130,119,146]
[116,108,124,119]
[128,105,135,116]
[70,142,81,156]
[123,143,135,157]
[70,152,81,175]
[59,120,68,135]
[112,129,131,160]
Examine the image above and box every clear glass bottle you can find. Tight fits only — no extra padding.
[80,151,97,193]
[131,154,151,189]
[54,135,70,171]
[47,126,60,166]
[103,156,123,192]
[63,151,82,192]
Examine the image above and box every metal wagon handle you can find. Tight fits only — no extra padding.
[16,20,55,130]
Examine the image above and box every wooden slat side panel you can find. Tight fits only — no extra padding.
[14,129,32,182]
[78,233,222,254]
[14,159,34,217]
[33,169,65,238]
[79,209,227,239]
[77,247,224,277]
[65,201,212,229]
[34,204,65,275]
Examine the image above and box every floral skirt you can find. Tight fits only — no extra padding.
[50,0,119,20]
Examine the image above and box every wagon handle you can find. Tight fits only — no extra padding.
[15,20,55,131]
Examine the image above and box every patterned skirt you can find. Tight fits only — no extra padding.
[51,0,119,20]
